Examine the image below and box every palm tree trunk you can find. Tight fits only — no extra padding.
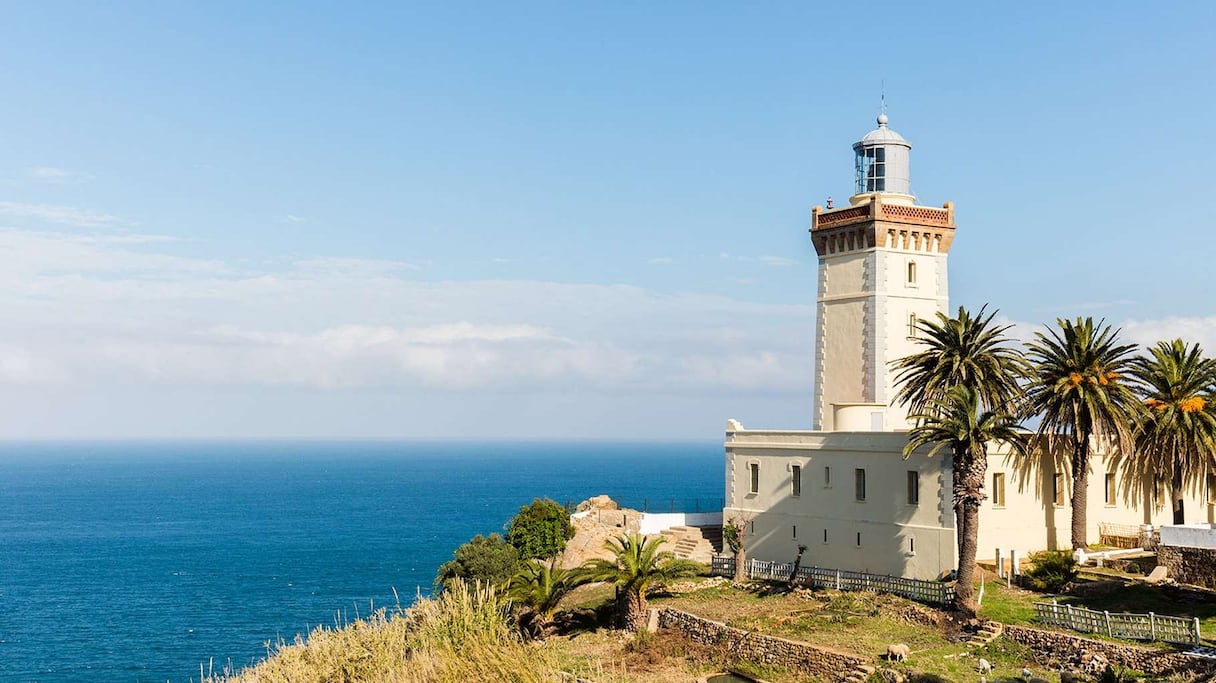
[1070,435,1090,550]
[618,588,647,630]
[953,451,986,616]
[1172,460,1186,525]
[953,463,965,562]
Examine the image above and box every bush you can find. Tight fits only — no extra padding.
[505,498,574,561]
[1023,550,1079,593]
[435,533,520,590]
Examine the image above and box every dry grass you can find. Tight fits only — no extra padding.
[207,580,554,683]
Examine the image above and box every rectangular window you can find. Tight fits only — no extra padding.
[824,465,832,488]
[992,472,1006,508]
[909,537,915,554]
[823,529,828,544]
[907,313,918,338]
[907,471,920,505]
[907,261,917,286]
[855,468,867,502]
[1053,473,1065,507]
[792,525,797,539]
[1105,472,1117,506]
[856,531,862,547]
[749,462,759,495]
[791,465,802,497]
[1208,474,1216,505]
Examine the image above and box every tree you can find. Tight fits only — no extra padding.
[435,533,520,590]
[1023,317,1140,549]
[904,385,1026,615]
[506,498,575,561]
[892,305,1026,415]
[578,532,703,630]
[723,516,749,582]
[506,559,583,638]
[1127,339,1216,524]
[892,305,1026,561]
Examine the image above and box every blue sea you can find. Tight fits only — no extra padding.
[0,441,724,683]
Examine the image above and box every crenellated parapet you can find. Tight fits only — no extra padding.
[810,195,955,257]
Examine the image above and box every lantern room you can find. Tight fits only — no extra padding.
[851,113,913,200]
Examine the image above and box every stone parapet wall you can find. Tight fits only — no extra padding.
[658,608,864,679]
[1003,624,1212,676]
[1159,544,1216,589]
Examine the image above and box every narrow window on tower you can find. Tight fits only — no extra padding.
[908,313,918,339]
[791,464,802,497]
[907,471,920,506]
[992,472,1006,508]
[1105,472,1117,506]
[1208,474,1216,505]
[1053,472,1066,507]
[824,465,832,488]
[749,462,760,495]
[907,260,917,285]
[855,468,867,502]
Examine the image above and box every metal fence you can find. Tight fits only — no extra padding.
[1033,601,1201,645]
[709,555,955,606]
[1097,522,1145,549]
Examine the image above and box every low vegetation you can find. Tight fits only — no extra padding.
[210,568,1216,682]
[207,579,553,683]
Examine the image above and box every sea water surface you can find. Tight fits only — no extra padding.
[0,440,723,683]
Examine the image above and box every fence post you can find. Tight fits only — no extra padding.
[996,548,1003,578]
[1149,612,1156,641]
[1104,611,1112,638]
[1195,617,1202,644]
[836,569,841,591]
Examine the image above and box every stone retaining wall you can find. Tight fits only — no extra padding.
[1003,624,1212,676]
[658,607,864,679]
[1159,545,1216,590]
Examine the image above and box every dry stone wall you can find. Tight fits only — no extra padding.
[1158,545,1216,590]
[658,608,864,679]
[1003,624,1212,676]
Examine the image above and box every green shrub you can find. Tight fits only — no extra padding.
[435,533,520,590]
[506,498,574,561]
[1022,550,1079,593]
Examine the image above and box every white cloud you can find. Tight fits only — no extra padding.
[0,228,814,398]
[292,256,419,274]
[0,201,123,228]
[648,257,674,265]
[1121,316,1216,351]
[28,166,93,183]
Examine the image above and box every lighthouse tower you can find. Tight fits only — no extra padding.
[810,114,957,432]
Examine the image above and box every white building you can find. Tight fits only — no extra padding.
[722,114,1213,579]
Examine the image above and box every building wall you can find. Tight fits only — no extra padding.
[723,425,1216,579]
[977,445,1214,560]
[812,252,867,431]
[723,428,956,579]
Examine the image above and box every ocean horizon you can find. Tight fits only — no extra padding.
[0,440,725,683]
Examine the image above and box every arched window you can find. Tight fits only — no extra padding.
[906,260,917,285]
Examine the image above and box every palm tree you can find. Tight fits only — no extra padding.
[1023,317,1140,549]
[904,385,1026,615]
[506,559,582,638]
[579,532,703,630]
[892,305,1026,561]
[892,305,1026,415]
[1126,339,1216,524]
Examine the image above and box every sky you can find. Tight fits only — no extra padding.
[0,2,1213,439]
